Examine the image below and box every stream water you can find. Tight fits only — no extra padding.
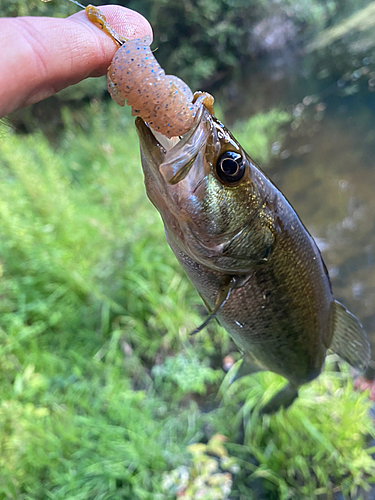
[220,48,375,361]
[273,94,375,357]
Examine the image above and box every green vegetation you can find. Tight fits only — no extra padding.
[306,1,375,95]
[0,101,374,499]
[308,2,375,51]
[1,0,76,18]
[2,0,375,497]
[222,362,375,499]
[2,0,372,90]
[232,109,290,164]
[137,0,371,87]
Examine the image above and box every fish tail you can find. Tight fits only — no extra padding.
[328,300,371,371]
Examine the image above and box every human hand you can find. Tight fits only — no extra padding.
[0,5,153,118]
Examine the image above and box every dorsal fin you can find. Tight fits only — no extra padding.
[329,300,371,371]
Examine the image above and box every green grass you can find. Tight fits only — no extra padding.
[0,100,374,499]
[220,360,375,499]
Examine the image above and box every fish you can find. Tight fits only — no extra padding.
[83,2,371,412]
[135,104,371,413]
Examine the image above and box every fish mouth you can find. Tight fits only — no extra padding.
[135,108,261,273]
[135,107,230,263]
[135,116,167,166]
[135,104,209,175]
[135,118,178,162]
[135,104,212,229]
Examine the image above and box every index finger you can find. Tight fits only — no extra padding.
[0,5,153,118]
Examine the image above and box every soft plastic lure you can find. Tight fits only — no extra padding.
[86,4,214,138]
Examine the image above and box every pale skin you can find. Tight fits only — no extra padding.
[0,5,153,118]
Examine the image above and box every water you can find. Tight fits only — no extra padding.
[220,51,375,360]
[272,95,375,354]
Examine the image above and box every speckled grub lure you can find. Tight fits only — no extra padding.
[85,4,214,138]
[107,38,206,138]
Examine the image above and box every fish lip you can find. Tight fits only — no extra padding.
[135,104,207,168]
[135,117,167,166]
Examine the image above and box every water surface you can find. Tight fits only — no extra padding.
[221,47,375,358]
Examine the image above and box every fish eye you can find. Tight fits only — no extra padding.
[216,151,246,184]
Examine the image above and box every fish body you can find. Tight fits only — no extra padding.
[84,4,370,411]
[136,106,370,412]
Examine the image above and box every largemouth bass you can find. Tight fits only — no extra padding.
[135,104,371,413]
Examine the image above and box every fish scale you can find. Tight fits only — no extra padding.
[168,202,329,386]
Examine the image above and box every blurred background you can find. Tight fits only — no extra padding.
[2,0,375,498]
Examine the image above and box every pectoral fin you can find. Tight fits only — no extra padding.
[189,276,236,335]
[329,300,371,371]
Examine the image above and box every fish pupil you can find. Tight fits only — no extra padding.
[222,158,238,176]
[216,151,245,184]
